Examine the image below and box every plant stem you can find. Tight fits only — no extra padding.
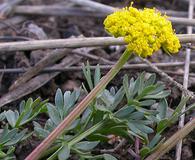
[40,120,105,159]
[145,118,195,160]
[39,144,61,160]
[68,120,105,146]
[25,49,132,160]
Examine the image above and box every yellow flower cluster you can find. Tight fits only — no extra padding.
[104,6,181,57]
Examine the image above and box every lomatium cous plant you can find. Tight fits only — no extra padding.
[25,4,190,160]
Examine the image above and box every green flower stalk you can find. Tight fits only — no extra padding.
[26,5,180,160]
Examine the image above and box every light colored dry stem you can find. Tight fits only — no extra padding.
[9,4,190,19]
[176,0,194,159]
[145,118,195,160]
[0,35,195,52]
[1,61,195,73]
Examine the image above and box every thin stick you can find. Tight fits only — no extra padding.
[14,6,106,17]
[12,4,195,26]
[176,0,194,159]
[139,57,194,98]
[69,0,114,14]
[0,35,195,52]
[0,37,124,52]
[1,66,195,79]
[145,118,195,160]
[168,16,195,26]
[10,4,190,19]
[0,35,33,41]
[73,49,115,65]
[1,61,195,73]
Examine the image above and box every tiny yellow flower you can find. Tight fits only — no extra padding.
[104,5,181,57]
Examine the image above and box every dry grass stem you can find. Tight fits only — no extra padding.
[145,118,195,160]
[176,0,194,159]
[0,35,195,52]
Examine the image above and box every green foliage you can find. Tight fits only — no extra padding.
[0,63,195,159]
[0,98,48,159]
[4,98,47,128]
[139,96,190,159]
[0,126,27,159]
[34,64,194,160]
[82,62,101,92]
[34,89,81,137]
[33,88,102,159]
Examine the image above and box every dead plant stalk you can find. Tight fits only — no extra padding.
[0,34,195,52]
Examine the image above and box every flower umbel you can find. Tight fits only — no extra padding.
[104,6,181,57]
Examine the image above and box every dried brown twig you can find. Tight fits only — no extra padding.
[5,2,195,26]
[1,61,195,73]
[9,4,190,19]
[0,35,195,52]
[14,5,106,17]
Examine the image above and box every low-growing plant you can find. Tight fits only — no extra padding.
[0,98,47,159]
[0,65,194,159]
[4,98,47,128]
[32,64,194,159]
[0,126,27,159]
